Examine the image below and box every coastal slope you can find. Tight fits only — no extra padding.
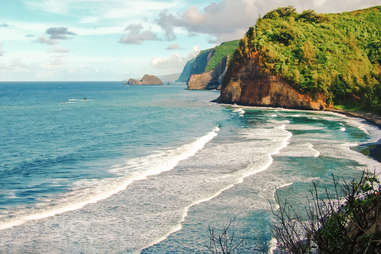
[217,6,381,111]
[177,41,239,90]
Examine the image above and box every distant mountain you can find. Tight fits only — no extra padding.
[158,73,180,83]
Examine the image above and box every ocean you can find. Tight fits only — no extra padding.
[0,82,380,253]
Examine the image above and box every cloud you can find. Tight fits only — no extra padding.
[36,27,76,46]
[0,23,9,28]
[37,36,57,45]
[156,0,378,42]
[119,24,159,44]
[166,43,180,50]
[156,11,178,40]
[51,47,70,54]
[25,0,177,20]
[151,45,200,73]
[79,16,98,24]
[46,27,76,40]
[152,53,185,71]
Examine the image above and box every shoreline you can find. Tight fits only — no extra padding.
[328,109,381,163]
[328,109,381,130]
[215,101,381,162]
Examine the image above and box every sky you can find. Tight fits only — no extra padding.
[0,0,379,81]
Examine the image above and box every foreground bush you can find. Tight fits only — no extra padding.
[272,171,381,253]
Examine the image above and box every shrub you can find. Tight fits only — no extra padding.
[272,171,381,253]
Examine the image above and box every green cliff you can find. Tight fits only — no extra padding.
[218,6,381,112]
[177,40,239,89]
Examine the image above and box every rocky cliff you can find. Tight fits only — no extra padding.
[177,40,239,90]
[216,6,381,111]
[177,49,213,83]
[187,56,228,90]
[216,54,327,110]
[127,74,163,85]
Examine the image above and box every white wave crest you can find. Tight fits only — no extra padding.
[141,125,293,251]
[233,108,245,117]
[0,127,220,231]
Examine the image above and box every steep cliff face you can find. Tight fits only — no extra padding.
[218,6,381,112]
[177,40,239,89]
[177,49,213,83]
[177,59,195,82]
[188,56,228,90]
[217,55,327,110]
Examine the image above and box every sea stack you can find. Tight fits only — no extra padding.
[127,74,163,85]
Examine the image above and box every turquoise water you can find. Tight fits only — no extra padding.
[0,82,380,253]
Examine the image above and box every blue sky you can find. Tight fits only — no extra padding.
[0,0,379,81]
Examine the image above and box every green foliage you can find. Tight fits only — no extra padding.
[237,6,381,113]
[205,40,239,72]
[273,171,381,253]
[262,6,297,19]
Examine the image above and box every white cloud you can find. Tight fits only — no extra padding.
[24,0,178,20]
[79,17,99,24]
[119,24,159,44]
[50,47,70,54]
[166,43,180,50]
[37,37,57,45]
[156,0,379,42]
[151,45,200,73]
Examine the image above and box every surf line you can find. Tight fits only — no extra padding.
[139,125,293,253]
[0,127,220,231]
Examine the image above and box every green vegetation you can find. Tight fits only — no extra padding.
[205,40,239,72]
[192,49,214,74]
[233,6,381,113]
[273,171,381,253]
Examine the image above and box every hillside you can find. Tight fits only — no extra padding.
[177,40,239,89]
[218,6,381,112]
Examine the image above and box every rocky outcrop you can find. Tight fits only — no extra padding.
[188,56,228,90]
[216,55,327,110]
[127,79,140,85]
[127,74,163,85]
[141,74,163,85]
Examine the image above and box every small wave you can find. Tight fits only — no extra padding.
[276,182,293,190]
[277,142,320,158]
[62,98,91,104]
[0,127,220,231]
[268,237,278,254]
[308,143,320,158]
[233,108,245,117]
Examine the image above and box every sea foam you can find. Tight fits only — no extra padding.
[0,127,220,231]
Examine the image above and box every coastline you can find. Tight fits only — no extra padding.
[329,109,381,162]
[215,101,381,162]
[329,109,381,129]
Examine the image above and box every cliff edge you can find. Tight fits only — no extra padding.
[177,40,239,90]
[217,6,381,111]
[217,53,327,110]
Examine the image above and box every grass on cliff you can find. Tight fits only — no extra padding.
[233,6,381,113]
[205,40,240,72]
